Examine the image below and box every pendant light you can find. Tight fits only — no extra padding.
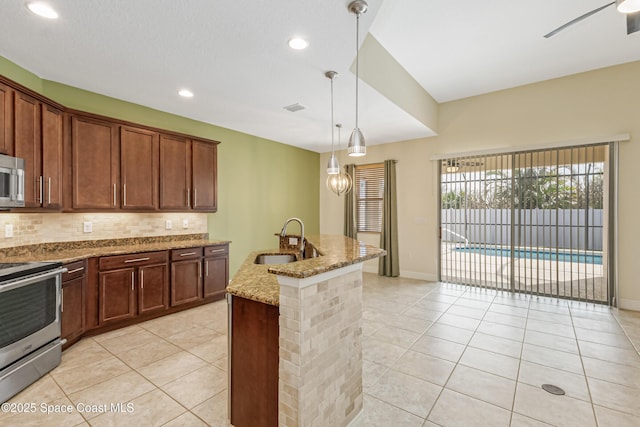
[347,0,368,157]
[326,124,353,196]
[325,71,340,175]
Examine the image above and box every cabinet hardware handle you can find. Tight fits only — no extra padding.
[66,267,85,274]
[131,271,134,291]
[205,261,209,276]
[186,188,190,208]
[113,184,117,206]
[179,252,197,257]
[47,177,51,205]
[198,262,202,278]
[194,189,197,207]
[123,183,127,206]
[124,257,150,263]
[61,288,64,313]
[38,176,43,204]
[209,249,225,253]
[141,270,144,289]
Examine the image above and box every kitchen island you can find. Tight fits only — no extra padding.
[226,234,385,427]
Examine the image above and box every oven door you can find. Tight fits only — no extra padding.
[0,269,63,370]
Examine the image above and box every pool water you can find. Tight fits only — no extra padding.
[454,246,602,265]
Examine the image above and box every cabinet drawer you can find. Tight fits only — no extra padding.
[171,247,203,261]
[204,244,228,257]
[99,251,168,270]
[62,260,87,281]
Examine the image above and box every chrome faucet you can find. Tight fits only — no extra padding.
[280,217,305,256]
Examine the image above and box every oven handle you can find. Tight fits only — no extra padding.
[0,267,67,293]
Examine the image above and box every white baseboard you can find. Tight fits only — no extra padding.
[618,298,640,312]
[362,265,438,282]
[400,270,438,282]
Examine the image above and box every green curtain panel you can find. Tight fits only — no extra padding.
[379,160,400,277]
[344,164,357,239]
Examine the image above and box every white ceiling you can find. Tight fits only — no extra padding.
[1,0,639,153]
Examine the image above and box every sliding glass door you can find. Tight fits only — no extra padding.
[439,144,613,304]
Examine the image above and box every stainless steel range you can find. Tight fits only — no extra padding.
[0,262,66,403]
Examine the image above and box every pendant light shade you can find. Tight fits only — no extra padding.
[347,0,368,157]
[327,153,340,175]
[326,170,353,196]
[617,0,640,13]
[325,71,340,175]
[327,124,353,196]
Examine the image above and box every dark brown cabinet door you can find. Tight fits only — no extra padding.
[191,140,217,211]
[159,134,190,210]
[121,126,159,210]
[71,115,119,209]
[61,276,85,344]
[41,104,63,209]
[14,92,41,207]
[138,263,168,315]
[0,82,13,155]
[99,268,136,324]
[171,259,202,306]
[203,256,228,300]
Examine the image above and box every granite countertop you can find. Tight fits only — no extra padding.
[226,234,386,307]
[0,234,231,264]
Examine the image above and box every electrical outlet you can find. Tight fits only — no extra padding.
[83,222,93,233]
[182,219,189,229]
[288,237,298,245]
[165,220,173,230]
[4,224,13,238]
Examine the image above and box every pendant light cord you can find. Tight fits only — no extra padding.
[355,12,360,130]
[331,75,335,153]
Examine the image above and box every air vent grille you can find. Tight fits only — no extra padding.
[283,103,306,112]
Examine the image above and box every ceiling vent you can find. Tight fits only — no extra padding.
[283,103,306,112]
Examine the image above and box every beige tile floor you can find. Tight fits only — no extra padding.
[3,272,640,426]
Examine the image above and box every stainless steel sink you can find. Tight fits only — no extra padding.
[254,254,297,264]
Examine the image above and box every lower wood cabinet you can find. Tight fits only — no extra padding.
[170,247,203,306]
[79,243,229,345]
[98,251,168,325]
[203,245,229,300]
[61,260,86,348]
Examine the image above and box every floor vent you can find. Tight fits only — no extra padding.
[541,384,566,395]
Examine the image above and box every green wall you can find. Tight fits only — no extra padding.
[0,57,320,276]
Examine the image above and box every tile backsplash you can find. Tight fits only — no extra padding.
[0,213,209,248]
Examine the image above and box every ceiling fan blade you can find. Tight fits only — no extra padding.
[628,11,640,34]
[544,1,615,38]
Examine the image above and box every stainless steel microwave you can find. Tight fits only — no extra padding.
[0,154,25,209]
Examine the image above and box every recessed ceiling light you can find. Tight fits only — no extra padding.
[288,38,309,50]
[178,89,194,98]
[26,2,59,19]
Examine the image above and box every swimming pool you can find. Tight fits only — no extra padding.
[454,246,602,265]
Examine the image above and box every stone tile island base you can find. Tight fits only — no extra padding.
[277,263,364,427]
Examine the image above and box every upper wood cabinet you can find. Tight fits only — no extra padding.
[40,104,64,209]
[160,135,218,212]
[14,92,41,208]
[192,140,217,211]
[0,75,219,212]
[71,115,119,210]
[159,134,190,210]
[0,82,13,155]
[120,126,159,210]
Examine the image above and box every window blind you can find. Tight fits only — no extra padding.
[355,163,384,233]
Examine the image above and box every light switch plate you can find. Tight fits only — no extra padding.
[83,222,93,233]
[165,220,173,230]
[4,224,13,238]
[182,219,189,229]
